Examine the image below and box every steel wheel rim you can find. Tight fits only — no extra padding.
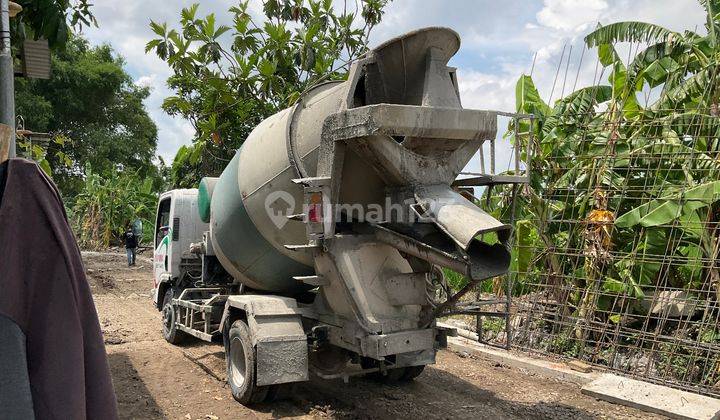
[162,304,173,337]
[229,336,247,387]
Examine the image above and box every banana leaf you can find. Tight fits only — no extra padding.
[616,180,720,227]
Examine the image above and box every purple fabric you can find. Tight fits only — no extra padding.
[0,159,118,419]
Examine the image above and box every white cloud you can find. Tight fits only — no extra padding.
[457,69,519,112]
[135,74,157,89]
[537,0,609,32]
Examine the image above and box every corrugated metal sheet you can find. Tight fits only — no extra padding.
[22,39,51,80]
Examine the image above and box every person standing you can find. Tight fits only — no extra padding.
[124,226,138,266]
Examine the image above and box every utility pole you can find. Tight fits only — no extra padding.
[0,0,15,158]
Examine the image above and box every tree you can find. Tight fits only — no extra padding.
[10,0,96,47]
[70,165,158,249]
[581,0,720,303]
[14,36,161,197]
[147,0,390,187]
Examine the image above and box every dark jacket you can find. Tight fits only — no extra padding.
[124,230,137,249]
[0,158,119,419]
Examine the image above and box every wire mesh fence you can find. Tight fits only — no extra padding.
[467,109,720,398]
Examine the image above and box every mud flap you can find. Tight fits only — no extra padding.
[256,338,308,386]
[223,295,309,386]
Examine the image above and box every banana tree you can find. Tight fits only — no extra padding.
[72,166,158,249]
[491,0,719,345]
[491,73,616,319]
[584,0,720,302]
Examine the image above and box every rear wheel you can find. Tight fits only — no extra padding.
[379,367,407,382]
[226,320,268,404]
[264,383,296,402]
[372,366,426,382]
[161,288,186,344]
[400,365,425,381]
[361,358,411,383]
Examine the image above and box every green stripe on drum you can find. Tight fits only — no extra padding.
[198,177,218,223]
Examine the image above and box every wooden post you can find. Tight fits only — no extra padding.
[0,123,11,163]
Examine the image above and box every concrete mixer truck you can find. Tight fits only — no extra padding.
[151,27,532,405]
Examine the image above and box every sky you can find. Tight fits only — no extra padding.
[82,0,707,168]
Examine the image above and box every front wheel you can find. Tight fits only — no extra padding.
[161,288,186,344]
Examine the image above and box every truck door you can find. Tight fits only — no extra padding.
[153,196,172,298]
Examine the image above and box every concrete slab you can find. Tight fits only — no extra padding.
[446,335,597,385]
[581,373,720,420]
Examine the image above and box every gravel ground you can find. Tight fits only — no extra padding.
[84,250,663,420]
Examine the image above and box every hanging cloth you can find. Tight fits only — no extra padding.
[0,158,118,419]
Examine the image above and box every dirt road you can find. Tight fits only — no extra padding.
[85,251,660,419]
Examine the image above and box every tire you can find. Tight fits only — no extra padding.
[264,383,296,403]
[161,288,187,344]
[361,358,406,383]
[226,320,268,405]
[400,365,425,381]
[382,368,407,382]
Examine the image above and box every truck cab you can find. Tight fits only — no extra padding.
[152,189,207,309]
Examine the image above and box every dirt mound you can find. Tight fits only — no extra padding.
[87,269,116,292]
[82,251,153,296]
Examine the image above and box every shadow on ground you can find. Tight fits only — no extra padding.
[108,352,166,420]
[242,365,599,419]
[158,335,608,419]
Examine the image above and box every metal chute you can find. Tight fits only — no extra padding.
[413,184,509,251]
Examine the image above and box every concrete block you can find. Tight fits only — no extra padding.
[568,360,593,373]
[581,373,720,420]
[446,336,597,385]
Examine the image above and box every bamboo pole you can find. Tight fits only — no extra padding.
[0,0,15,158]
[0,123,11,163]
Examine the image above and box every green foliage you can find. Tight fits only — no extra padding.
[492,0,720,341]
[513,219,537,279]
[71,165,158,249]
[584,21,679,48]
[16,134,70,177]
[443,268,466,291]
[615,180,720,228]
[14,36,161,197]
[542,85,613,136]
[656,343,697,383]
[700,328,720,343]
[148,0,391,187]
[516,74,551,119]
[480,317,505,334]
[442,268,497,294]
[10,0,96,48]
[548,333,582,358]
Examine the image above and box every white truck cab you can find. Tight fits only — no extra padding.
[152,189,207,308]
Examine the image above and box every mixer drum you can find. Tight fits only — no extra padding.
[208,27,488,294]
